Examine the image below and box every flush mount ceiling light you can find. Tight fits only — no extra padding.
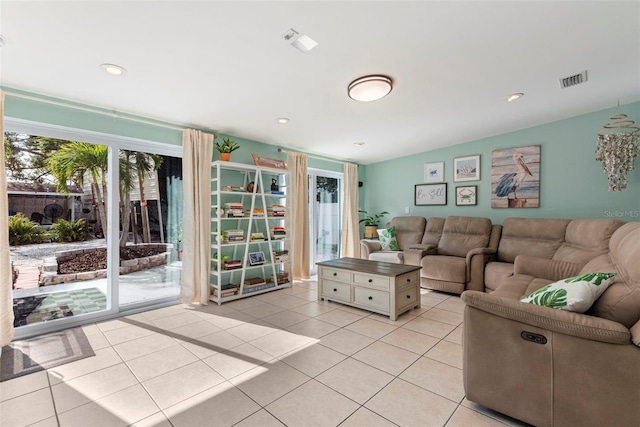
[348,75,393,102]
[506,93,524,102]
[99,63,127,76]
[276,118,290,124]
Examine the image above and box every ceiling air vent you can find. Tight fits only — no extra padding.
[560,70,588,88]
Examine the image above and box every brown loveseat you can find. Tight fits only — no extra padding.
[461,221,640,426]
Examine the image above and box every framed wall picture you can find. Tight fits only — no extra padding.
[454,155,480,181]
[251,153,287,169]
[248,251,266,266]
[424,161,444,183]
[491,145,540,208]
[415,183,447,205]
[456,185,477,206]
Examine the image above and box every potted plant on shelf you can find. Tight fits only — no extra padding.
[215,137,240,161]
[358,210,390,239]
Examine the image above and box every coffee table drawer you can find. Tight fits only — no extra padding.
[353,273,390,291]
[321,267,351,283]
[396,284,419,312]
[353,286,390,313]
[321,280,351,302]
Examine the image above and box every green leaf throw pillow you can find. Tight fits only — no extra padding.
[520,272,616,313]
[377,226,400,251]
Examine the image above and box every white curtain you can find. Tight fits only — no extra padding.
[287,152,310,280]
[180,129,214,304]
[341,162,360,258]
[1,91,15,346]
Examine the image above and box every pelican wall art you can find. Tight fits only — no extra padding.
[491,145,540,208]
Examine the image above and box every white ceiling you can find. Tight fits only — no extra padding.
[1,1,639,165]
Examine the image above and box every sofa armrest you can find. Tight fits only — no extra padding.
[404,244,436,266]
[514,255,584,282]
[631,319,640,347]
[360,239,381,259]
[465,248,496,292]
[461,290,631,345]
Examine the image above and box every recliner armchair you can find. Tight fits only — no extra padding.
[419,216,500,294]
[360,216,427,264]
[462,222,640,427]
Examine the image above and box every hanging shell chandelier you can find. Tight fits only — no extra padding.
[595,113,639,191]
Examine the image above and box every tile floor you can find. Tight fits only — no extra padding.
[0,280,530,427]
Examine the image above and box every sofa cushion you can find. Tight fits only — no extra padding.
[421,217,445,246]
[514,255,584,282]
[484,262,515,292]
[521,273,616,312]
[497,218,570,263]
[588,222,640,329]
[422,255,467,283]
[553,219,624,264]
[377,226,400,251]
[386,216,426,250]
[369,251,404,264]
[437,216,492,257]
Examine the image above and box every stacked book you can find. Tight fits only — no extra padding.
[222,186,244,192]
[243,282,275,294]
[212,283,238,297]
[243,277,267,290]
[270,190,285,195]
[245,208,265,217]
[271,226,286,239]
[267,205,285,217]
[223,259,242,270]
[269,272,290,285]
[273,250,289,263]
[250,232,265,241]
[223,229,244,243]
[224,203,244,217]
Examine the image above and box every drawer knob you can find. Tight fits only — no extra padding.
[333,272,337,276]
[407,278,411,282]
[333,288,337,292]
[368,279,373,283]
[406,294,411,299]
[368,296,373,300]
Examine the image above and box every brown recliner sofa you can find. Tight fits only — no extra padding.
[484,218,624,293]
[419,216,501,294]
[461,221,640,427]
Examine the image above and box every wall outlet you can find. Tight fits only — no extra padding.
[404,206,410,214]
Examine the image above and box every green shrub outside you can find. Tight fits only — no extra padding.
[8,213,46,245]
[50,218,89,242]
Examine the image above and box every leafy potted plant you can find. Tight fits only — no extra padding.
[358,210,390,238]
[215,137,240,161]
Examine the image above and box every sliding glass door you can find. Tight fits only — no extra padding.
[308,169,343,275]
[5,120,182,338]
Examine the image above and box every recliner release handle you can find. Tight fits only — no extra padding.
[521,331,547,345]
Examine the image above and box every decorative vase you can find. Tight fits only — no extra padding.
[220,152,231,161]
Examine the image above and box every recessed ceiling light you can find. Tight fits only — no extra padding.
[506,93,524,102]
[348,75,393,102]
[100,63,127,76]
[276,118,290,124]
[353,142,365,147]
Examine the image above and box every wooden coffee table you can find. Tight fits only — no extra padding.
[317,257,421,320]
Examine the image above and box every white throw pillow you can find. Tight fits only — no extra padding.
[520,272,616,313]
[377,226,400,251]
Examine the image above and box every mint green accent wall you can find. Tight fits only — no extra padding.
[363,103,640,224]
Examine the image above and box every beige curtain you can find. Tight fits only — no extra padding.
[341,162,360,258]
[1,92,15,346]
[287,152,310,280]
[181,129,214,304]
